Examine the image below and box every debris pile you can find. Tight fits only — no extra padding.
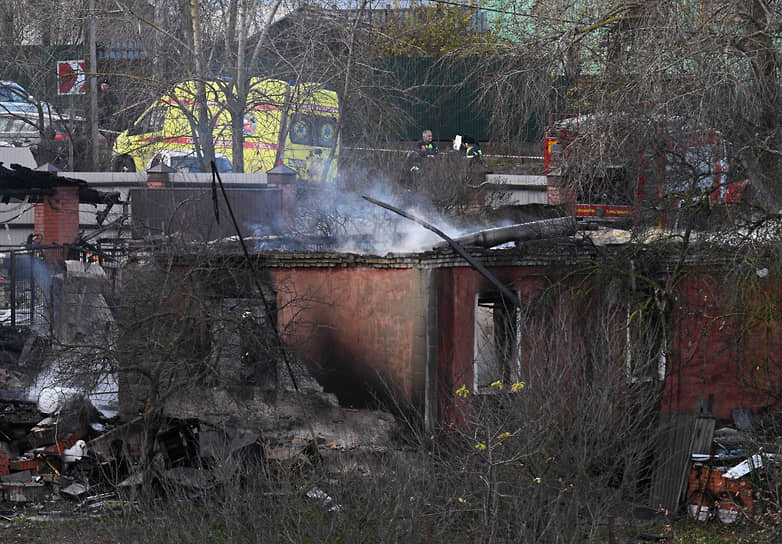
[0,397,96,504]
[0,258,400,513]
[685,422,779,524]
[0,390,397,512]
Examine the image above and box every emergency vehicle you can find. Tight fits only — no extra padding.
[543,114,748,224]
[111,78,339,181]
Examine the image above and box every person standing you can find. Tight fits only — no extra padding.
[407,140,427,177]
[98,79,118,129]
[463,135,483,161]
[422,129,438,155]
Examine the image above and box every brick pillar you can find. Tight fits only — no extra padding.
[34,185,79,262]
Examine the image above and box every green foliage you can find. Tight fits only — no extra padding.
[371,0,505,57]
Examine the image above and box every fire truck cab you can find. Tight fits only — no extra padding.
[543,114,748,225]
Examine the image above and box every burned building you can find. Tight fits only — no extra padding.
[0,159,779,520]
[109,225,782,435]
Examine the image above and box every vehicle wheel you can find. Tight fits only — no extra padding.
[112,155,136,172]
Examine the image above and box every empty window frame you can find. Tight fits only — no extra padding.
[474,292,521,393]
[625,295,667,382]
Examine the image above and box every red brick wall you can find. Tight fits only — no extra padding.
[436,263,782,425]
[271,266,429,408]
[267,259,782,426]
[434,265,550,426]
[547,185,576,214]
[665,272,782,419]
[33,186,79,252]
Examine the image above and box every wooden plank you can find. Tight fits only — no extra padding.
[691,415,715,455]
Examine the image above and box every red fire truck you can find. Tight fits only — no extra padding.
[543,114,748,224]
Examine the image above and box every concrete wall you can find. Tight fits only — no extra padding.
[129,187,282,241]
[483,174,548,207]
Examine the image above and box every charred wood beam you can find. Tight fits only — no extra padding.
[0,188,55,203]
[79,188,122,205]
[0,164,124,205]
[446,217,577,249]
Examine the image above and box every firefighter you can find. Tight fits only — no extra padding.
[407,140,427,174]
[463,134,483,161]
[402,140,428,195]
[422,129,438,155]
[98,79,118,129]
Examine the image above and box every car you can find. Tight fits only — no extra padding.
[0,81,57,116]
[0,112,40,147]
[0,81,32,104]
[0,111,106,170]
[147,149,233,173]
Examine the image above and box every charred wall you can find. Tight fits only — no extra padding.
[111,244,782,429]
[271,264,432,412]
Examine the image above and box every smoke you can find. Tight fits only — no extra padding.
[17,255,120,419]
[289,172,467,254]
[29,369,118,419]
[10,252,55,335]
[238,165,557,253]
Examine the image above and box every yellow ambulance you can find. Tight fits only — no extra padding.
[111,78,339,181]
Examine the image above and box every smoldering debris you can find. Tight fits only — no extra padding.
[208,181,469,254]
[267,181,572,255]
[0,393,398,510]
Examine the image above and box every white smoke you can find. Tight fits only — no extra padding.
[292,174,469,254]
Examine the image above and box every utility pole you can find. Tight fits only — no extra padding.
[88,0,99,170]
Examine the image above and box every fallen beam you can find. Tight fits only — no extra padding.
[448,216,577,248]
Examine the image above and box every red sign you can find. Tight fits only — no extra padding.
[57,60,86,95]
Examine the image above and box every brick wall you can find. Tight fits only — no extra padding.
[34,185,79,259]
[547,185,576,214]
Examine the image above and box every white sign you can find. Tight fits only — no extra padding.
[57,60,87,95]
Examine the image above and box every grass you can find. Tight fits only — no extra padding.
[0,502,778,544]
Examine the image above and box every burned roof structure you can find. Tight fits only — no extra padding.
[0,163,121,206]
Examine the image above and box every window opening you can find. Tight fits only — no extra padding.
[626,267,667,382]
[474,292,521,393]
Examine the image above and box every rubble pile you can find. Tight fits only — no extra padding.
[0,396,101,505]
[0,393,397,513]
[0,259,400,514]
[685,421,780,524]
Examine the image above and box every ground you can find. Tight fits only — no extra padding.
[0,511,777,543]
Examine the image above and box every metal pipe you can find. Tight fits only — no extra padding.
[447,216,577,248]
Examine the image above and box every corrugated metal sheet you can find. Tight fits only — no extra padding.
[650,412,715,513]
